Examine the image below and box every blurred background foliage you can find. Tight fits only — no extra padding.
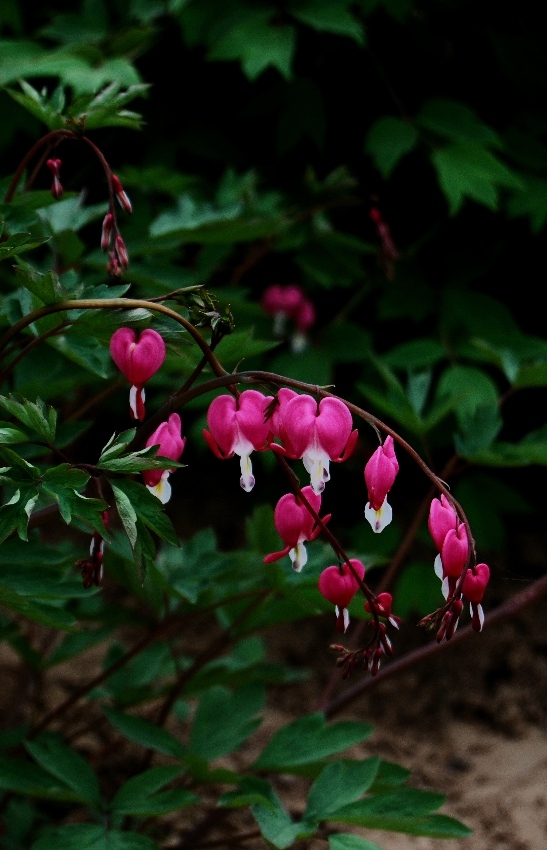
[1,0,547,632]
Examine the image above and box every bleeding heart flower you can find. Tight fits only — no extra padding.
[110,328,166,420]
[462,562,490,632]
[318,559,365,633]
[203,390,272,492]
[428,495,458,551]
[279,394,357,495]
[263,486,330,572]
[143,413,185,503]
[364,435,399,533]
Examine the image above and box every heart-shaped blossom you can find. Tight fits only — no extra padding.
[318,559,365,633]
[364,436,399,533]
[263,486,330,572]
[279,394,357,495]
[110,328,166,420]
[143,413,185,503]
[462,562,490,632]
[203,390,272,492]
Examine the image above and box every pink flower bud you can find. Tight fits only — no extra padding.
[440,523,469,578]
[261,284,304,320]
[143,413,185,503]
[203,390,273,492]
[428,494,458,551]
[263,486,329,571]
[364,436,398,533]
[111,173,132,214]
[280,394,357,494]
[46,158,62,177]
[110,328,166,421]
[318,559,365,632]
[101,213,114,252]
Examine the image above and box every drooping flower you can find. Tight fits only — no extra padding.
[46,157,63,199]
[143,413,185,503]
[263,486,330,572]
[279,394,357,495]
[110,327,166,421]
[364,435,399,533]
[203,390,272,492]
[462,562,490,632]
[318,559,365,633]
[428,494,458,551]
[261,284,316,352]
[364,591,402,629]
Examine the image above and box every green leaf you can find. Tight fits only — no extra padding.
[253,713,373,772]
[32,824,161,850]
[0,421,29,444]
[110,479,179,546]
[366,116,418,177]
[218,776,275,809]
[208,12,296,80]
[305,758,380,820]
[431,141,523,215]
[111,482,138,549]
[13,265,67,303]
[0,232,50,261]
[0,486,40,545]
[0,755,85,802]
[25,738,102,808]
[0,394,57,442]
[394,561,444,619]
[507,175,547,232]
[111,765,197,816]
[0,582,76,629]
[329,836,384,850]
[417,98,501,147]
[290,0,364,44]
[102,707,185,758]
[331,787,444,820]
[189,685,264,760]
[98,429,137,463]
[251,789,304,849]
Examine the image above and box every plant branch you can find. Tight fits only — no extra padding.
[323,571,547,717]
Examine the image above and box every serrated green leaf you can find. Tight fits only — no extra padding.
[208,12,295,80]
[111,479,179,546]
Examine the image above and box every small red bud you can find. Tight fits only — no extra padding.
[111,173,132,214]
[101,213,114,252]
[114,235,129,269]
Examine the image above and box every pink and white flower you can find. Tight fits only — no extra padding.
[203,390,272,492]
[462,562,490,632]
[278,394,357,494]
[263,486,330,571]
[318,559,365,633]
[143,413,185,503]
[364,435,399,532]
[110,327,166,420]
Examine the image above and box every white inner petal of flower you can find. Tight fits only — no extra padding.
[289,541,308,572]
[239,453,255,492]
[303,451,330,495]
[434,553,444,580]
[147,471,171,504]
[364,498,392,533]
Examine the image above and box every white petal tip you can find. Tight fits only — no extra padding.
[364,499,392,533]
[146,475,171,504]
